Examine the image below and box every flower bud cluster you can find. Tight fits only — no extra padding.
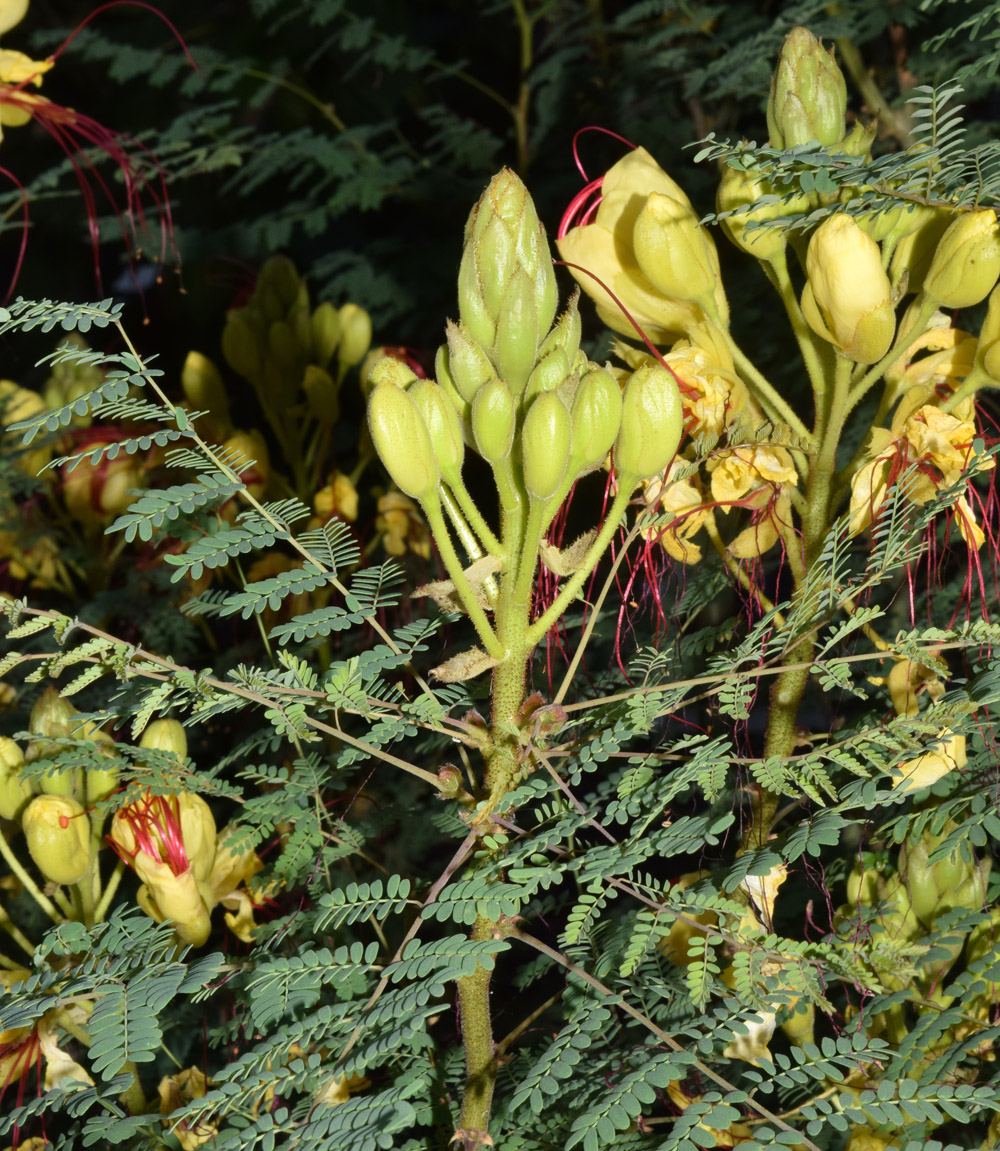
[367,170,685,528]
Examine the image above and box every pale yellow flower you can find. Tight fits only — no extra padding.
[556,147,726,345]
[375,490,431,558]
[0,1,53,142]
[314,471,359,523]
[159,1066,217,1151]
[663,329,754,439]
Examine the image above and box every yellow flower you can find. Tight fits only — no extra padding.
[375,490,431,558]
[314,471,359,523]
[885,320,976,409]
[642,463,713,564]
[556,147,726,344]
[662,326,755,438]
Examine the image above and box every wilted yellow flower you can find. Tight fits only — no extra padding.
[642,463,713,564]
[892,729,965,793]
[158,1066,216,1151]
[886,658,945,719]
[801,214,896,363]
[662,327,754,438]
[556,147,726,344]
[314,471,359,523]
[849,396,992,548]
[375,490,432,558]
[709,445,797,506]
[885,321,976,407]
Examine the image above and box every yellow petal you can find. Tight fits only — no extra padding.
[0,49,51,86]
[0,0,28,37]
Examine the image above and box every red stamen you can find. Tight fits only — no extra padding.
[108,793,190,876]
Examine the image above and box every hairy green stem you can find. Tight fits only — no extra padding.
[456,915,500,1143]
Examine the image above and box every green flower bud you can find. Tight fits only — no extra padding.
[0,736,32,821]
[570,368,623,473]
[337,303,372,370]
[258,256,302,315]
[494,268,541,396]
[901,821,991,929]
[471,377,516,465]
[368,379,440,501]
[268,319,301,372]
[458,169,558,372]
[633,192,718,307]
[408,380,465,485]
[538,293,582,367]
[434,343,472,424]
[368,355,418,392]
[521,392,571,502]
[525,348,570,403]
[73,719,119,805]
[310,301,341,369]
[838,120,877,159]
[845,860,879,908]
[28,689,78,797]
[446,322,495,404]
[23,795,91,886]
[923,208,1000,309]
[140,719,189,760]
[181,351,229,420]
[614,363,683,483]
[222,310,264,383]
[766,27,847,149]
[717,167,809,263]
[302,364,340,424]
[977,285,1000,380]
[847,190,907,245]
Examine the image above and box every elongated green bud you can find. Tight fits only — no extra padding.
[0,736,32,821]
[368,380,440,501]
[539,293,582,367]
[409,381,465,484]
[181,351,229,420]
[140,719,188,760]
[458,169,558,376]
[29,688,78,797]
[310,301,341,368]
[23,795,91,886]
[923,209,1000,309]
[767,27,847,149]
[434,344,472,423]
[222,311,263,383]
[522,392,571,502]
[471,377,516,464]
[337,303,372,370]
[302,364,340,423]
[446,322,494,403]
[525,348,569,403]
[368,355,418,392]
[614,363,683,483]
[570,368,623,473]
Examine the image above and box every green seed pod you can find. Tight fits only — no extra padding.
[766,27,847,149]
[471,377,516,465]
[521,392,571,502]
[923,208,1000,309]
[23,795,91,886]
[337,303,372,370]
[141,719,189,760]
[446,322,495,404]
[524,348,569,403]
[614,363,683,483]
[408,380,465,484]
[368,379,440,501]
[570,368,623,473]
[309,301,341,368]
[0,736,32,821]
[633,193,718,306]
